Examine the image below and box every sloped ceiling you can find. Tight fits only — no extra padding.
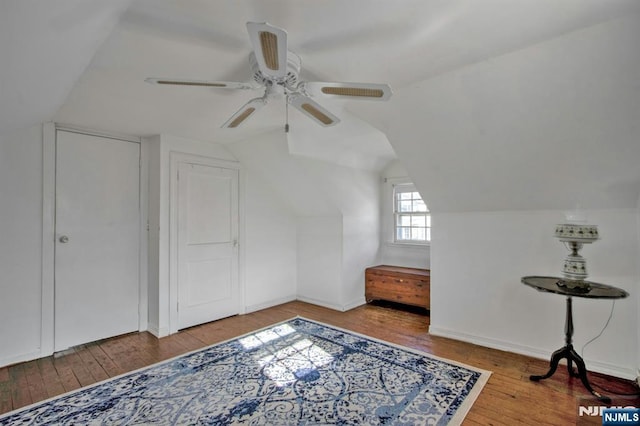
[49,0,640,142]
[227,130,380,218]
[2,0,639,210]
[0,0,132,137]
[353,14,640,211]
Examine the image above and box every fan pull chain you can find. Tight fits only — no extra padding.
[285,95,290,133]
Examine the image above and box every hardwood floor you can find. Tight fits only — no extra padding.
[1,300,638,424]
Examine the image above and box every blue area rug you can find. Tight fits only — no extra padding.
[0,317,490,425]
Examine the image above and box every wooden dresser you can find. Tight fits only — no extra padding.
[365,265,430,310]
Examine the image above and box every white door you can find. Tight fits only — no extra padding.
[177,162,239,329]
[54,131,140,351]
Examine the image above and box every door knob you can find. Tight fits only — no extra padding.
[59,235,69,243]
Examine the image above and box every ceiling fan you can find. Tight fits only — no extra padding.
[145,22,392,129]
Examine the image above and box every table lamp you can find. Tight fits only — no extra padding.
[554,216,598,290]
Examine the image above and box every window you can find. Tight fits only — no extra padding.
[393,183,430,244]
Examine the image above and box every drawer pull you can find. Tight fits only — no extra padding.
[396,279,404,283]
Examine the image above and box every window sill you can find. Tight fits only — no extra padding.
[385,241,430,248]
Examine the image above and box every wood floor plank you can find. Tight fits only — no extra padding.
[51,351,82,393]
[0,300,637,425]
[65,350,97,388]
[36,357,65,399]
[98,333,149,372]
[74,344,110,383]
[8,364,31,410]
[0,367,11,414]
[22,360,47,405]
[85,343,124,378]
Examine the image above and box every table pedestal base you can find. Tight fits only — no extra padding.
[529,296,611,403]
[530,343,610,404]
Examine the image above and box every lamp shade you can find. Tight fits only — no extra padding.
[554,224,598,243]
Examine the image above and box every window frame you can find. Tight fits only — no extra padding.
[392,182,430,246]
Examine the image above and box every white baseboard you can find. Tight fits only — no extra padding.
[0,349,45,369]
[147,323,159,337]
[342,297,367,311]
[296,296,344,312]
[147,323,169,338]
[429,325,636,380]
[586,359,637,381]
[296,296,366,312]
[244,295,297,314]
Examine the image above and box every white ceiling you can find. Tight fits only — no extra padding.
[0,0,132,137]
[4,1,637,142]
[2,1,639,209]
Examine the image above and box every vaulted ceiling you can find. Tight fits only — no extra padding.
[2,0,640,211]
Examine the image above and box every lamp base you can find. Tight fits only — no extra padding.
[562,254,587,281]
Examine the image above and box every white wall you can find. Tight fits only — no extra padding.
[292,153,381,310]
[342,214,379,309]
[296,216,343,308]
[227,130,381,311]
[0,125,44,366]
[296,214,380,312]
[243,173,297,312]
[295,156,381,310]
[381,244,429,270]
[429,209,638,379]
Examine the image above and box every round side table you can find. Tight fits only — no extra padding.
[521,276,629,403]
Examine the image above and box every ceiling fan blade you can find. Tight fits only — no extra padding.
[302,82,392,101]
[145,78,255,90]
[221,97,267,128]
[288,95,340,127]
[246,22,288,80]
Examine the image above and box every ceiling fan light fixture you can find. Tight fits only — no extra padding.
[321,87,384,98]
[301,103,334,125]
[259,31,279,71]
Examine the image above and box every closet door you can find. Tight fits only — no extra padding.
[54,131,140,351]
[177,162,239,329]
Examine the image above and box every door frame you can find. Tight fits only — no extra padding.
[41,123,148,357]
[169,152,245,334]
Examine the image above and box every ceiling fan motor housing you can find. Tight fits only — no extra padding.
[249,51,301,91]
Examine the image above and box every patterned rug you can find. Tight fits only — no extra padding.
[1,317,490,425]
